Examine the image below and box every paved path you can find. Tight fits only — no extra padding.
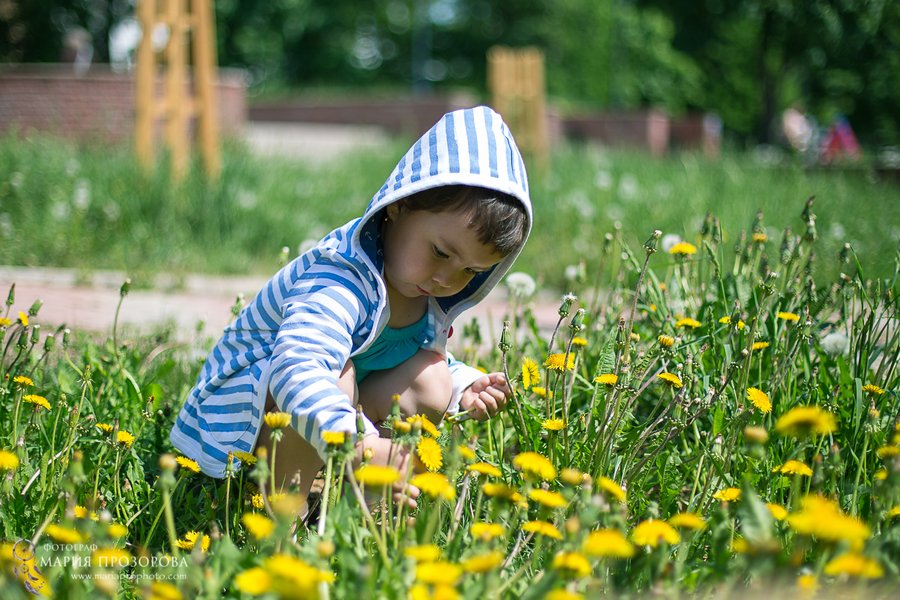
[0,266,561,351]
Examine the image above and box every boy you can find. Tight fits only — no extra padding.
[170,106,532,504]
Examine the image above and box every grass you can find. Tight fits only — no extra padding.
[1,131,898,292]
[0,189,898,597]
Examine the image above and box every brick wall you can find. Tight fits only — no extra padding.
[0,64,247,142]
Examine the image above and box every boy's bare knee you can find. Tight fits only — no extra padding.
[409,351,453,420]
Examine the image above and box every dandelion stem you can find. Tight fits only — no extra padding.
[317,455,334,536]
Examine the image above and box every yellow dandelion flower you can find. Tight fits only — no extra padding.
[713,487,741,502]
[108,523,128,538]
[73,505,88,519]
[776,311,800,322]
[875,469,887,481]
[175,456,200,474]
[470,522,505,541]
[457,445,476,461]
[467,462,502,478]
[657,372,683,388]
[521,358,540,390]
[774,460,813,477]
[886,506,900,519]
[582,528,635,558]
[751,341,770,351]
[404,544,442,562]
[675,317,701,329]
[551,551,592,578]
[482,483,525,505]
[560,468,588,487]
[45,524,85,544]
[631,518,681,547]
[878,445,900,459]
[411,472,456,501]
[461,550,505,573]
[354,464,401,487]
[797,574,818,593]
[528,488,568,509]
[669,242,697,256]
[531,386,553,399]
[96,422,113,434]
[668,512,706,531]
[23,394,51,411]
[115,430,135,448]
[13,375,33,387]
[657,334,675,348]
[242,512,275,541]
[0,316,10,327]
[18,311,28,326]
[409,584,459,600]
[545,591,585,600]
[146,581,183,600]
[594,374,618,386]
[862,384,885,395]
[416,436,444,472]
[752,232,768,243]
[597,476,627,503]
[175,531,210,552]
[407,414,440,437]
[415,561,462,586]
[513,451,557,481]
[787,495,870,548]
[544,353,576,372]
[522,520,563,540]
[233,450,257,465]
[743,425,769,444]
[775,406,837,437]
[92,547,131,567]
[746,387,772,413]
[823,553,884,579]
[541,418,566,431]
[571,336,588,347]
[766,503,788,521]
[233,567,272,595]
[264,412,291,429]
[264,554,334,592]
[0,449,19,471]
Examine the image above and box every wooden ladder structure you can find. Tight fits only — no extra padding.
[134,0,220,180]
[487,46,549,171]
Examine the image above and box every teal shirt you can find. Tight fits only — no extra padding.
[353,313,430,382]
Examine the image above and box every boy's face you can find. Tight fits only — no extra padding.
[382,204,504,299]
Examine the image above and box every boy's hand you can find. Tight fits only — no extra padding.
[354,435,420,509]
[460,373,511,420]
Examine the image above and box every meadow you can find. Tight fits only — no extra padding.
[0,133,898,598]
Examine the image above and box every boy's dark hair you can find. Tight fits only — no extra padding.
[400,185,527,256]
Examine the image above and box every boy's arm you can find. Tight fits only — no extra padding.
[267,279,379,460]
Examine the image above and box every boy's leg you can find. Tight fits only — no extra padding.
[256,361,359,499]
[357,349,453,429]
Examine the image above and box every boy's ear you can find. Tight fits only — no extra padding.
[385,203,402,221]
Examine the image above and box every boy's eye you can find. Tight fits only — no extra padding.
[464,267,479,275]
[432,245,449,259]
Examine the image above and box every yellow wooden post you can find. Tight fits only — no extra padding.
[164,0,189,180]
[192,0,220,178]
[487,46,548,170]
[134,0,156,169]
[134,0,220,181]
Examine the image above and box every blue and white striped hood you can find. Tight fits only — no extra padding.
[352,105,532,332]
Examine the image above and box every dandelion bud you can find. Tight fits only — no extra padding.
[568,308,585,333]
[280,246,290,265]
[62,328,71,348]
[499,320,511,353]
[43,333,55,352]
[558,294,577,318]
[801,195,815,223]
[780,228,795,264]
[26,298,42,317]
[30,324,40,344]
[643,229,662,254]
[356,404,366,436]
[603,232,614,253]
[743,426,769,444]
[804,218,818,242]
[393,420,411,434]
[363,447,375,462]
[119,279,131,297]
[255,447,268,461]
[5,283,14,307]
[700,211,713,237]
[317,540,335,558]
[159,453,177,472]
[711,216,722,244]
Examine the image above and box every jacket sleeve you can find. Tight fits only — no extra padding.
[267,272,379,460]
[445,351,486,415]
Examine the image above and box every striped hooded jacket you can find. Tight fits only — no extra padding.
[170,106,532,478]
